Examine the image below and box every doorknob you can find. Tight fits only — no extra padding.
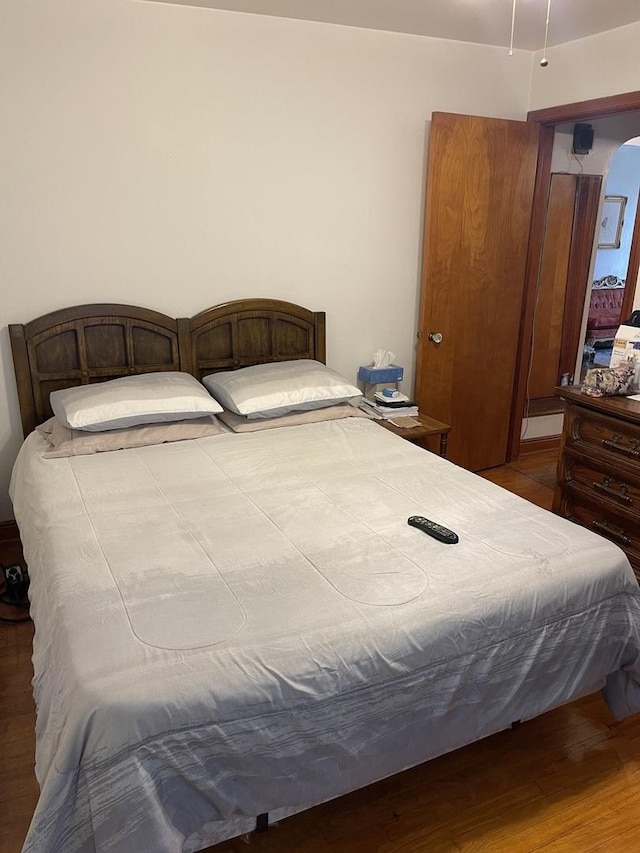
[428,332,443,344]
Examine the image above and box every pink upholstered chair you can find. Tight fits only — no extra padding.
[586,276,625,344]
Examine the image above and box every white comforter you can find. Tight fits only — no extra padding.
[10,418,640,853]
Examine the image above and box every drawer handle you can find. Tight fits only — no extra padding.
[593,478,631,504]
[592,519,630,546]
[601,436,640,458]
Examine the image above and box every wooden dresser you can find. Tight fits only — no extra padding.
[554,386,640,580]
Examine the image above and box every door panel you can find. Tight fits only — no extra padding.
[529,174,577,400]
[415,113,540,471]
[559,175,602,382]
[526,173,602,413]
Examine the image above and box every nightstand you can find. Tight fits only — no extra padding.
[376,413,451,458]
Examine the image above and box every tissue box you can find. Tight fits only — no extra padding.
[609,324,640,391]
[358,365,404,384]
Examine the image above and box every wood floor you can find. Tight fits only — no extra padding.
[3,449,640,853]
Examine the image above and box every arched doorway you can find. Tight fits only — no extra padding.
[509,91,640,460]
[583,138,640,376]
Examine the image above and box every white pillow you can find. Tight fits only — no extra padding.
[202,360,362,419]
[50,372,223,432]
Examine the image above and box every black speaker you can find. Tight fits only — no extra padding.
[572,123,594,155]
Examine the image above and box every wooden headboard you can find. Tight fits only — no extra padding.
[185,299,326,382]
[9,298,326,436]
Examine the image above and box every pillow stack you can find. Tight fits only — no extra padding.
[39,361,365,454]
[50,371,223,432]
[202,359,362,426]
[41,372,224,457]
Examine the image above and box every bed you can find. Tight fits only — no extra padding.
[8,299,640,853]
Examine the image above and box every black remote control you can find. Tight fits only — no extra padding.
[407,516,459,544]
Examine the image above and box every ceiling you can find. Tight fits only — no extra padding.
[146,0,640,51]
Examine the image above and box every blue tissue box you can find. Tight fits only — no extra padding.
[358,365,404,384]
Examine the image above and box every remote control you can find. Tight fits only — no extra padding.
[407,516,459,544]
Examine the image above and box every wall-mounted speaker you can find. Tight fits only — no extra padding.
[572,123,594,155]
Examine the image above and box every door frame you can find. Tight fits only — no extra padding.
[558,175,603,381]
[620,185,640,323]
[507,90,640,462]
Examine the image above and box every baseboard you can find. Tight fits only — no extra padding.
[519,435,561,456]
[525,397,564,417]
[0,520,19,542]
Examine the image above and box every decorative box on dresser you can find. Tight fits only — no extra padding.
[554,386,640,582]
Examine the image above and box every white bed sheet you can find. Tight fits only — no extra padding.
[10,418,640,853]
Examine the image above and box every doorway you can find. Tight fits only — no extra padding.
[414,94,640,470]
[580,139,640,379]
[510,93,640,461]
[526,171,601,417]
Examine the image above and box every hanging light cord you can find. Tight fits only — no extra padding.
[510,0,552,66]
[540,0,552,66]
[509,0,517,56]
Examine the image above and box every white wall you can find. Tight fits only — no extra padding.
[550,118,640,177]
[594,145,640,280]
[0,0,534,521]
[529,22,640,111]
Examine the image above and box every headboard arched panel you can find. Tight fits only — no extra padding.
[9,304,183,436]
[186,299,326,382]
[9,299,326,437]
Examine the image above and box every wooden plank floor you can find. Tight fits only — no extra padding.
[0,535,37,853]
[3,449,640,853]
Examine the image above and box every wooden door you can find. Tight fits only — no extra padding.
[558,175,602,382]
[528,174,577,403]
[527,173,601,413]
[414,113,540,471]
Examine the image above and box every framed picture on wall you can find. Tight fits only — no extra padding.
[598,195,627,249]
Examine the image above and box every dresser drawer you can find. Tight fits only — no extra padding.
[554,487,640,578]
[554,391,640,582]
[565,406,640,466]
[558,449,640,512]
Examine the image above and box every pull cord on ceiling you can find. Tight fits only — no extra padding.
[509,0,552,66]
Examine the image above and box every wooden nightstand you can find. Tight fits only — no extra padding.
[376,413,451,458]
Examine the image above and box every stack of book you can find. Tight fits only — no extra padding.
[358,392,419,420]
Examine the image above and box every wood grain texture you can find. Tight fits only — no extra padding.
[559,176,602,379]
[0,534,36,853]
[519,436,562,456]
[508,123,555,462]
[415,112,540,471]
[9,300,326,437]
[555,385,640,427]
[527,90,640,125]
[9,304,182,437]
[529,174,577,399]
[187,299,326,382]
[554,389,640,579]
[375,413,450,455]
[7,450,640,853]
[523,172,601,408]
